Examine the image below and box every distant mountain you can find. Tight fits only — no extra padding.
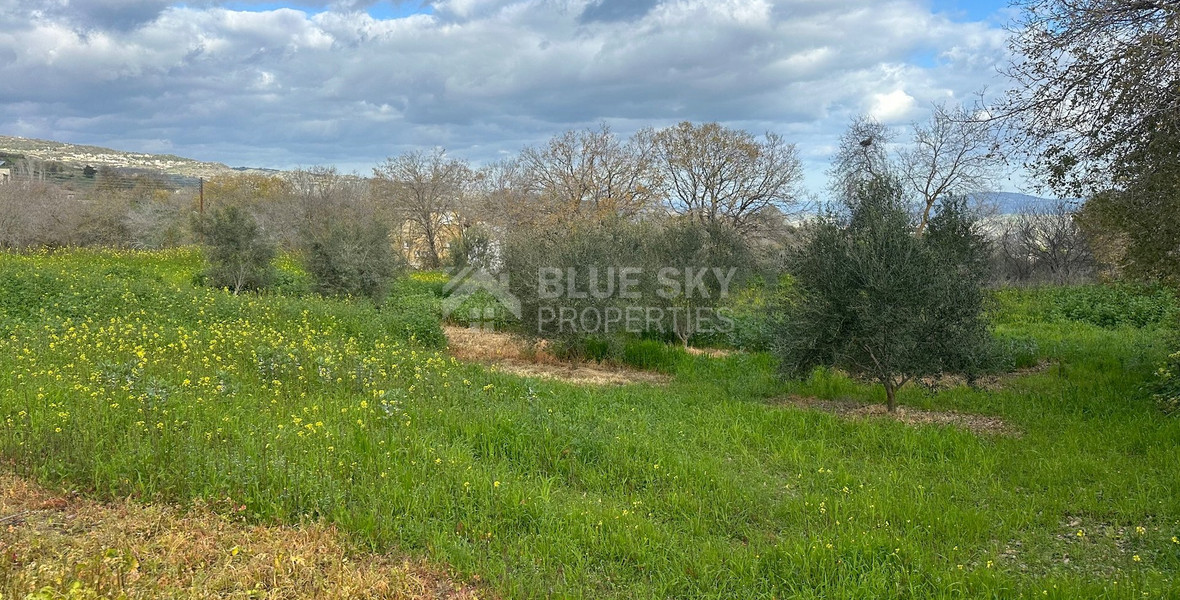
[973,191,1080,215]
[0,135,275,181]
[807,191,1074,217]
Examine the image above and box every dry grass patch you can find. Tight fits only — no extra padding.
[778,395,1016,436]
[0,472,483,600]
[443,326,670,386]
[443,326,558,365]
[481,361,670,386]
[684,346,734,358]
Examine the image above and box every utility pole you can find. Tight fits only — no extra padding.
[199,177,205,215]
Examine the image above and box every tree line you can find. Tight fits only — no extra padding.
[0,117,1099,287]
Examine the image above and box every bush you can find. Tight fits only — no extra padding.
[776,180,992,411]
[448,225,499,272]
[270,254,312,296]
[379,299,446,348]
[445,288,517,330]
[193,206,275,294]
[504,219,651,341]
[691,275,794,351]
[304,220,401,303]
[503,217,761,347]
[1156,346,1180,415]
[1050,284,1176,328]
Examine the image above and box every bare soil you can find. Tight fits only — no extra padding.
[919,360,1056,392]
[778,395,1017,436]
[443,326,670,386]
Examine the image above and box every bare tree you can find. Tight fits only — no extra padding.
[829,115,894,198]
[1031,201,1095,284]
[651,122,803,234]
[900,103,1005,235]
[204,173,290,208]
[519,124,661,222]
[11,158,48,182]
[286,166,368,223]
[1002,0,1180,196]
[996,217,1038,283]
[996,201,1094,284]
[0,180,70,248]
[373,149,471,269]
[468,158,533,230]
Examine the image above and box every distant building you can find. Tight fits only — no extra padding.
[398,211,465,268]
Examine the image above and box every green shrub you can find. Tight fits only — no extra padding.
[1050,284,1176,328]
[304,220,401,303]
[193,206,275,294]
[445,288,516,331]
[448,224,498,272]
[502,217,760,347]
[776,182,991,411]
[692,275,794,351]
[271,254,312,296]
[380,300,446,348]
[992,284,1178,329]
[1155,330,1180,415]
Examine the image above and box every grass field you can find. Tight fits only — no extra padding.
[2,249,1179,599]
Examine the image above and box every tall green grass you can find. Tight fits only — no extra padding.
[1,249,1178,598]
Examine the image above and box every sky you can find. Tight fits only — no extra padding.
[0,0,1024,194]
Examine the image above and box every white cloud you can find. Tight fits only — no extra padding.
[869,89,917,123]
[0,0,1016,192]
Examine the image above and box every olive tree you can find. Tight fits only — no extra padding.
[283,166,399,301]
[303,218,399,303]
[776,176,991,411]
[193,206,276,295]
[650,218,754,346]
[502,216,756,347]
